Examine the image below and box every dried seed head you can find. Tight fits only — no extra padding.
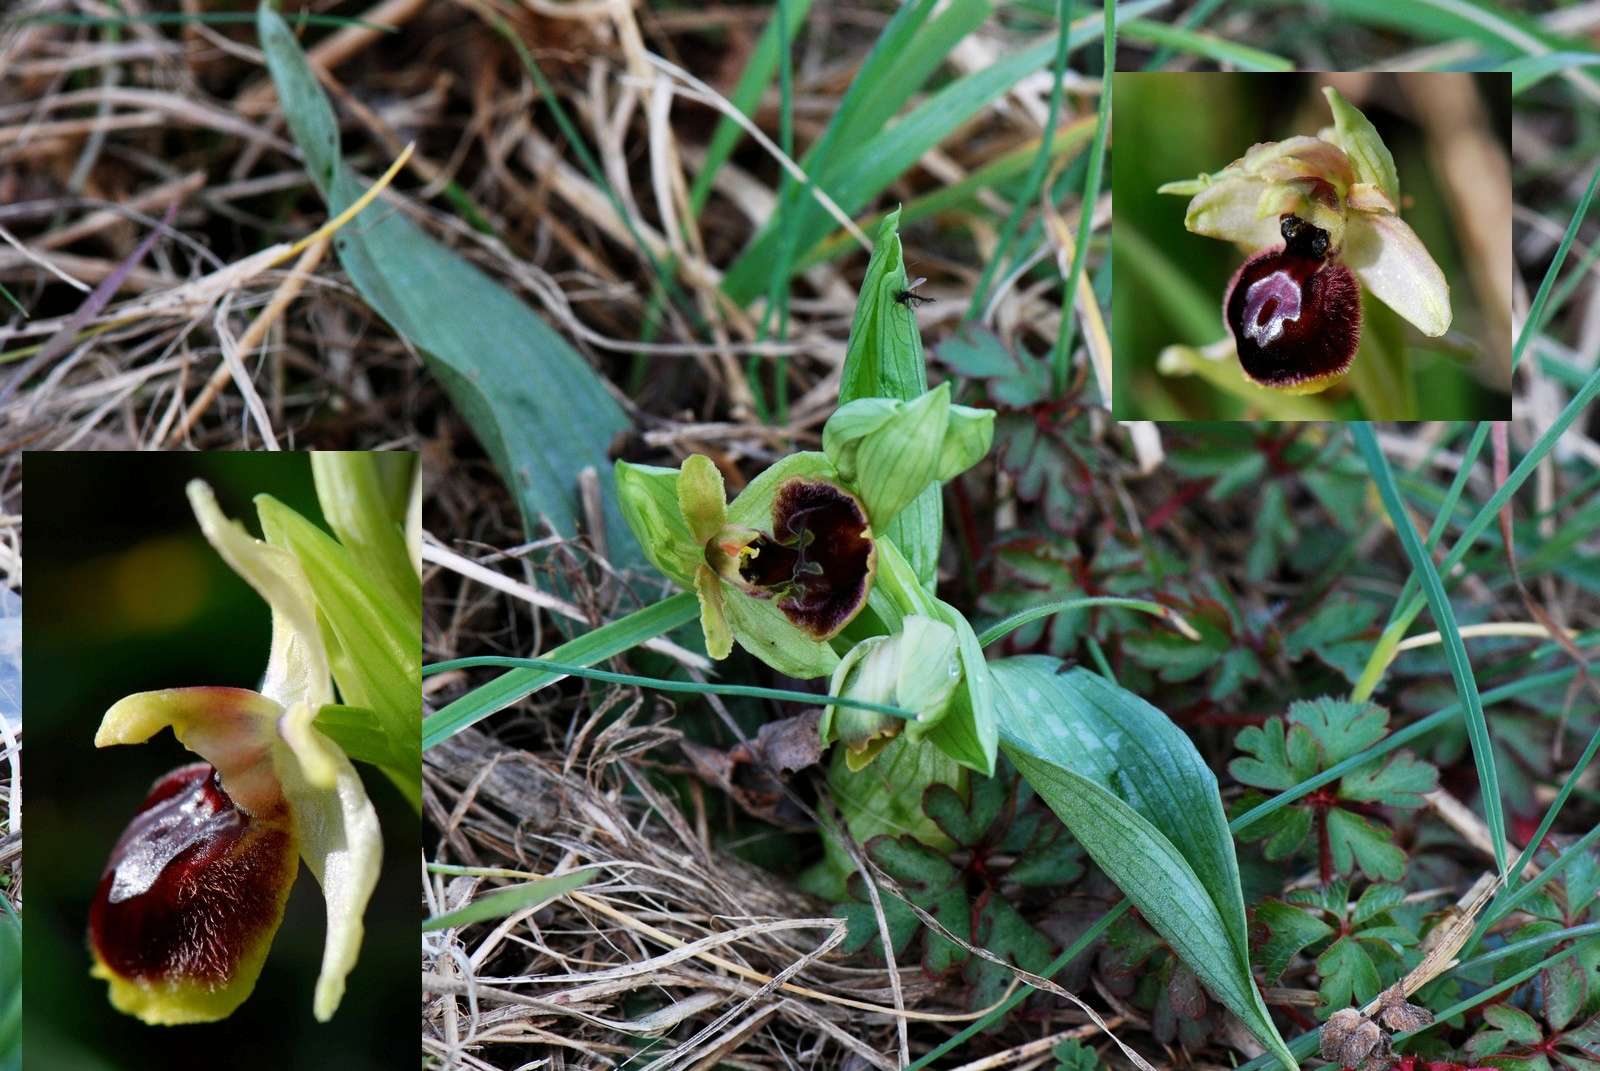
[1375,984,1435,1033]
[1320,1007,1390,1069]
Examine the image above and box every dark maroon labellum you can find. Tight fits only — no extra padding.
[1224,214,1361,391]
[737,478,873,639]
[90,761,293,985]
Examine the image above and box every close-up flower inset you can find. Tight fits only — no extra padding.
[1111,72,1512,421]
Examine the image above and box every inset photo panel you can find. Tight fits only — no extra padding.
[1112,71,1512,421]
[21,452,419,1071]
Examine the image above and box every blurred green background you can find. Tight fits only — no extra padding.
[1111,72,1513,421]
[21,452,416,1071]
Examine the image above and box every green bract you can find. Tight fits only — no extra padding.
[823,382,994,530]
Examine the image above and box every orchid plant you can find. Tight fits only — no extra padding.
[89,453,420,1025]
[585,212,1301,1068]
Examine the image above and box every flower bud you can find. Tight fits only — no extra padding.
[823,615,961,770]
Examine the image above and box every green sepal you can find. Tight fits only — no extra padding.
[1322,86,1399,211]
[614,460,701,586]
[722,584,840,678]
[724,451,838,529]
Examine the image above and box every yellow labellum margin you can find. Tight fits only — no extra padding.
[89,482,382,1025]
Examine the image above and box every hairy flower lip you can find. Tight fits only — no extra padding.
[1224,215,1361,393]
[728,478,875,640]
[90,761,296,1018]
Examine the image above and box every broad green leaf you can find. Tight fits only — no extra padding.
[992,658,1298,1070]
[257,5,636,565]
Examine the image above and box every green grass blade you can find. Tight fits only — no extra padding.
[424,655,912,720]
[977,596,1188,646]
[1512,164,1600,372]
[688,0,815,214]
[1382,364,1600,661]
[1352,423,1505,876]
[422,869,594,932]
[722,0,1159,303]
[423,592,698,749]
[1503,51,1600,94]
[1051,0,1115,394]
[966,0,1075,319]
[1121,17,1293,70]
[797,118,1094,270]
[1254,0,1600,102]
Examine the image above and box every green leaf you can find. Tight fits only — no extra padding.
[992,659,1298,1070]
[422,869,593,932]
[314,703,420,811]
[1052,1038,1102,1071]
[309,452,419,612]
[1326,808,1407,881]
[255,495,420,763]
[257,4,635,564]
[1317,935,1383,1011]
[1485,1004,1546,1045]
[1339,750,1438,809]
[1231,719,1320,791]
[1542,953,1585,1032]
[1290,697,1390,765]
[1253,900,1334,982]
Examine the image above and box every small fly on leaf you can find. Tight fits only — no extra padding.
[894,277,933,308]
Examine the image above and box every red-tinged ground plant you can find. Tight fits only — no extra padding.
[90,453,420,1025]
[1230,699,1439,883]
